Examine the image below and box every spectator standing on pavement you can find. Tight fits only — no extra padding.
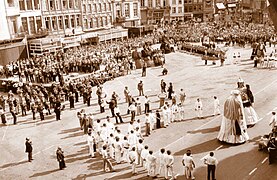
[56,147,66,170]
[124,86,130,103]
[195,98,203,119]
[138,81,144,96]
[168,82,174,100]
[0,108,6,124]
[179,89,186,105]
[213,96,220,116]
[129,103,136,121]
[161,79,166,93]
[54,100,61,120]
[25,138,33,162]
[142,61,147,77]
[145,113,151,136]
[269,112,277,132]
[144,95,150,113]
[182,150,195,180]
[136,97,142,115]
[158,91,167,108]
[204,152,218,180]
[114,106,124,124]
[156,110,161,129]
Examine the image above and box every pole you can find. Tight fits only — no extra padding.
[26,36,30,59]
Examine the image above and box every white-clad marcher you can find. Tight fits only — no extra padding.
[165,150,176,180]
[129,147,138,175]
[122,136,129,162]
[107,134,115,159]
[141,145,149,169]
[195,98,203,119]
[182,150,195,180]
[158,148,166,176]
[162,105,169,127]
[113,137,123,164]
[87,132,95,157]
[147,151,157,177]
[213,96,220,116]
[128,130,138,148]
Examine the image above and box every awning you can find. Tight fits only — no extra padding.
[216,3,226,10]
[228,4,236,8]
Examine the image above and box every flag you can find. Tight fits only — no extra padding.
[22,35,27,45]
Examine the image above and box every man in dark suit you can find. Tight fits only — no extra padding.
[54,101,61,120]
[56,147,66,170]
[25,138,33,162]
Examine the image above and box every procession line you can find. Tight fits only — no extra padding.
[248,167,257,176]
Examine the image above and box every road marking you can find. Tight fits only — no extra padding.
[1,126,9,141]
[42,145,55,152]
[255,79,277,95]
[261,157,268,164]
[249,168,257,176]
[215,145,223,151]
[267,112,272,116]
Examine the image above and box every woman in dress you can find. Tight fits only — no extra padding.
[217,90,249,144]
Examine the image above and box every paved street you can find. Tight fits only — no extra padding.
[1,47,277,180]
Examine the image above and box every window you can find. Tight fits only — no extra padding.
[55,0,60,10]
[64,16,69,28]
[74,0,79,8]
[36,16,42,30]
[178,0,182,4]
[76,15,80,26]
[125,3,130,18]
[178,7,182,13]
[62,0,67,9]
[93,17,97,28]
[34,0,40,9]
[88,4,92,12]
[69,0,73,9]
[90,18,93,28]
[98,3,102,12]
[58,16,63,29]
[103,3,106,11]
[141,0,145,7]
[172,0,176,5]
[26,0,33,10]
[19,0,26,10]
[103,17,107,26]
[172,7,176,13]
[21,17,28,32]
[83,4,86,12]
[45,17,50,30]
[133,3,138,17]
[94,4,97,12]
[52,16,57,30]
[155,0,160,6]
[148,0,152,7]
[49,0,55,10]
[83,18,88,29]
[70,15,75,28]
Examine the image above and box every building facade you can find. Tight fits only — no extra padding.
[0,0,43,41]
[140,0,171,25]
[112,0,141,27]
[40,0,82,36]
[170,0,185,22]
[81,0,113,32]
[184,0,204,21]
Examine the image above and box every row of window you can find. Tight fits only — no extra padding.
[45,0,79,11]
[44,15,81,31]
[184,0,203,3]
[19,0,40,11]
[172,7,183,14]
[21,16,42,34]
[184,5,203,12]
[142,0,167,8]
[83,3,112,13]
[83,16,112,29]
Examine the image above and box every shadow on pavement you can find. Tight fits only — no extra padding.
[174,138,231,156]
[59,127,81,134]
[0,160,28,169]
[187,126,220,134]
[61,131,84,140]
[29,169,60,178]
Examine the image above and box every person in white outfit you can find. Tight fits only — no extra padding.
[158,148,166,176]
[165,150,175,180]
[122,136,129,162]
[87,132,95,157]
[141,145,149,169]
[179,103,185,121]
[195,98,203,119]
[213,96,220,116]
[128,130,138,148]
[147,151,157,177]
[114,137,123,164]
[182,150,195,180]
[129,147,138,175]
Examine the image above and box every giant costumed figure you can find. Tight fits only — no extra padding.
[237,78,259,126]
[217,90,249,144]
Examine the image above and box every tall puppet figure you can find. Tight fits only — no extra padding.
[217,90,249,144]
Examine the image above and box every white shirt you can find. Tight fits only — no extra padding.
[141,149,149,160]
[159,152,166,165]
[128,133,138,147]
[87,135,94,146]
[114,141,123,153]
[204,156,218,166]
[129,151,137,162]
[147,154,157,166]
[214,99,220,108]
[183,154,194,168]
[165,154,174,166]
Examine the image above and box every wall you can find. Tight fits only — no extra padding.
[0,1,11,40]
